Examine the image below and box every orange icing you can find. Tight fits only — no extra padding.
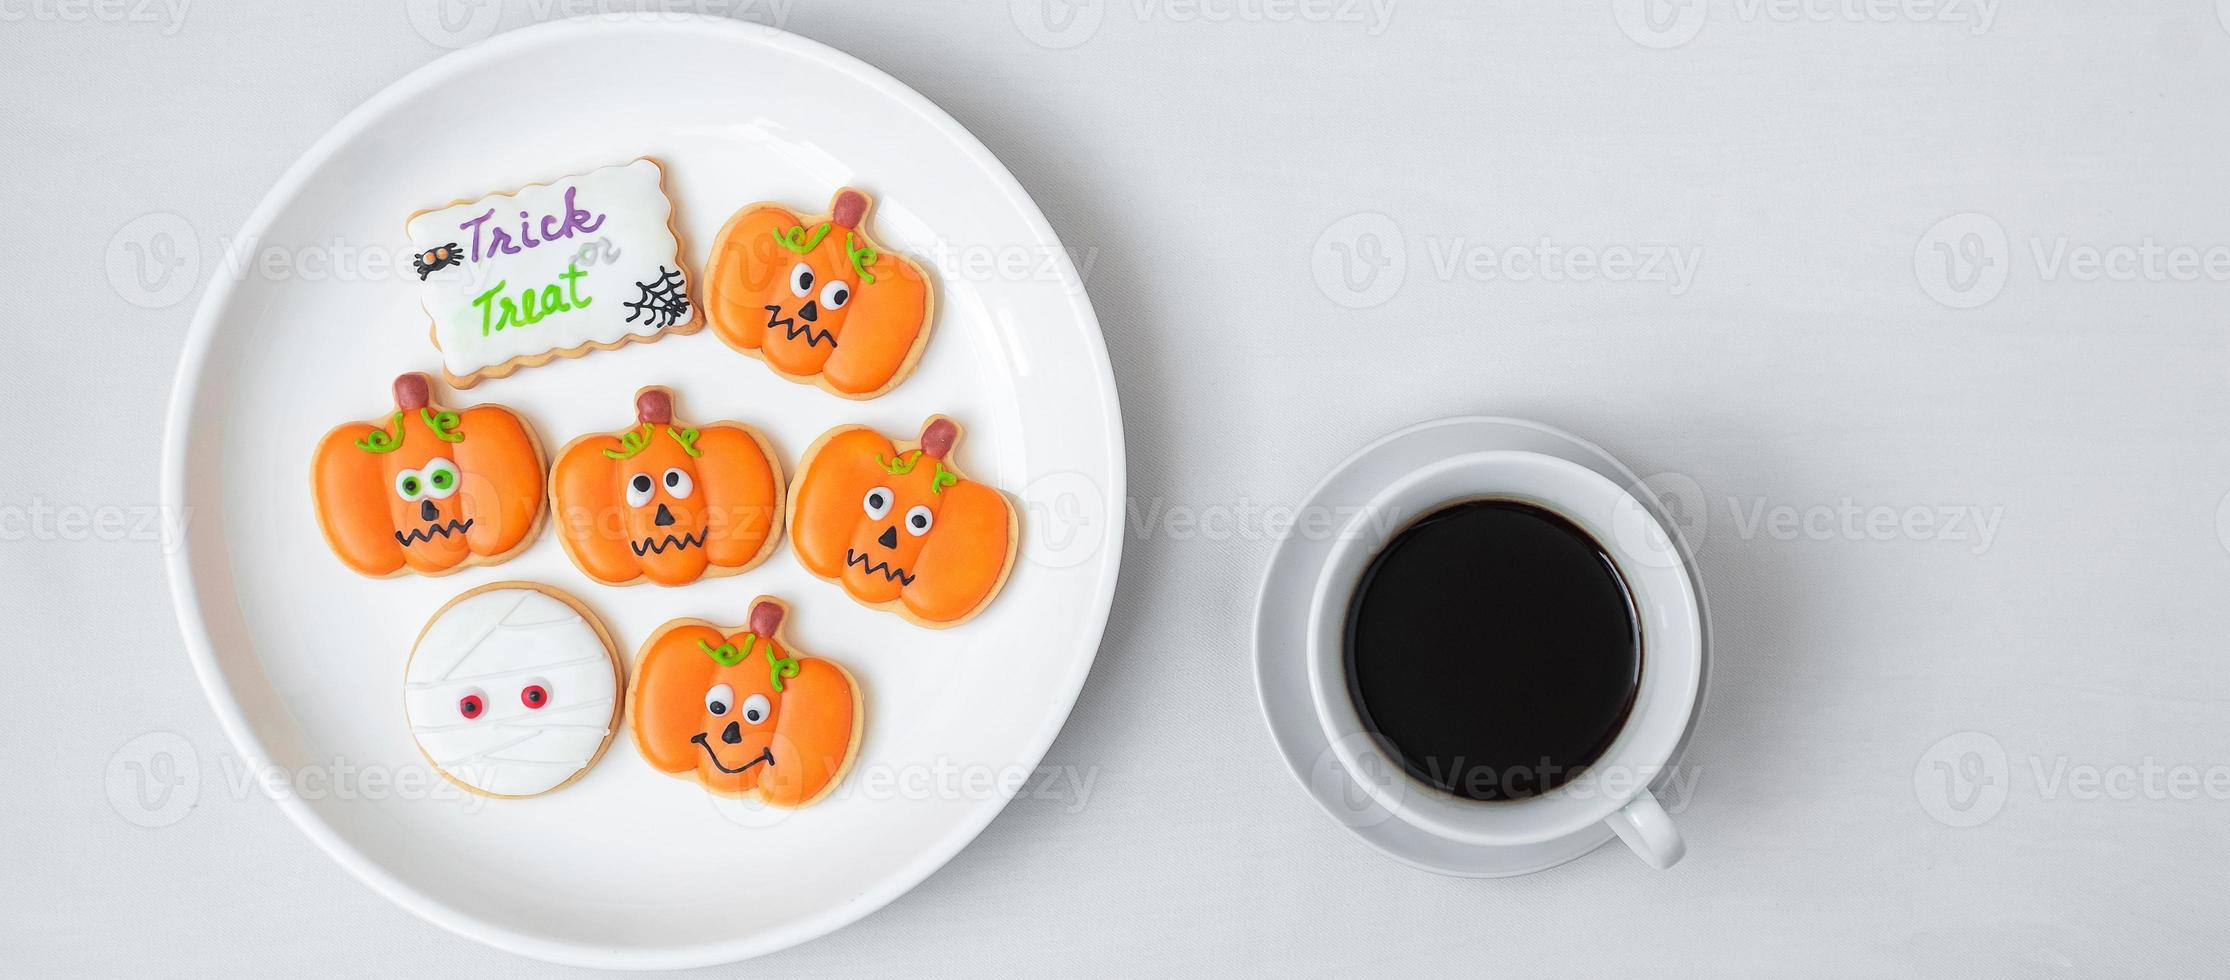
[310,373,546,577]
[629,597,860,805]
[788,415,1018,627]
[704,188,933,399]
[548,386,783,587]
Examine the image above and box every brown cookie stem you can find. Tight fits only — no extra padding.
[393,373,432,411]
[636,387,674,425]
[830,189,868,230]
[920,417,957,460]
[749,599,784,637]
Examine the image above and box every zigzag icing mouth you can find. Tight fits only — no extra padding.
[632,529,706,557]
[846,548,915,586]
[396,517,472,546]
[763,304,837,349]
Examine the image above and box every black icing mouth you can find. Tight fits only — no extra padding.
[763,304,837,349]
[846,547,916,586]
[690,734,774,775]
[632,529,706,557]
[396,517,472,546]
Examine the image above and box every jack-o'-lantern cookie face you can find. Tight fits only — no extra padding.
[549,386,783,587]
[311,373,546,577]
[631,598,862,805]
[789,416,1018,628]
[705,188,933,399]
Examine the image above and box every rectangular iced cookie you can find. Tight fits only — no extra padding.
[405,157,701,387]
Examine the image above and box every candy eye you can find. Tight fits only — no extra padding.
[705,683,734,716]
[789,262,814,297]
[863,487,892,520]
[421,458,460,499]
[740,693,772,725]
[395,469,425,501]
[457,689,487,720]
[819,280,850,310]
[627,473,655,508]
[905,505,934,536]
[519,683,550,709]
[663,468,694,500]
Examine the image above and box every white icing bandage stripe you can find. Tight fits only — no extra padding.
[421,590,532,683]
[406,653,607,690]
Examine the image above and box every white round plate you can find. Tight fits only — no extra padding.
[162,16,1122,969]
[1252,417,1709,877]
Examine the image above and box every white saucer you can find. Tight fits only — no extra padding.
[1251,417,1712,877]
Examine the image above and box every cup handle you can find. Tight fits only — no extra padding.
[1605,789,1686,870]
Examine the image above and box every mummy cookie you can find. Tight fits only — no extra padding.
[549,386,784,587]
[405,583,623,799]
[704,187,933,399]
[311,373,547,578]
[631,597,861,806]
[788,416,1018,628]
[405,157,701,388]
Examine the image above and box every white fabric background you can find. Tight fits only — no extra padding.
[7,1,2230,974]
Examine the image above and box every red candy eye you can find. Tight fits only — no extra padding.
[458,693,484,719]
[520,684,550,709]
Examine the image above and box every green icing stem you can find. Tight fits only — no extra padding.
[768,651,800,693]
[774,224,880,284]
[694,633,801,692]
[355,412,405,454]
[846,231,878,285]
[875,450,958,493]
[775,223,832,254]
[420,408,464,443]
[698,637,748,667]
[605,424,701,460]
[878,450,920,476]
[603,423,656,460]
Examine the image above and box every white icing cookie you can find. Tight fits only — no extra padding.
[404,157,702,388]
[403,583,622,798]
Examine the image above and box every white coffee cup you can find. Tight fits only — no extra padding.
[1303,450,1702,869]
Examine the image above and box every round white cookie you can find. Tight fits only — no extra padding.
[404,583,621,798]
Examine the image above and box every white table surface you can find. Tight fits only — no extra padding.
[8,1,2230,974]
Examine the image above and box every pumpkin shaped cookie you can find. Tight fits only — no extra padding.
[631,597,862,806]
[788,416,1018,628]
[311,373,546,577]
[704,188,934,399]
[549,386,783,587]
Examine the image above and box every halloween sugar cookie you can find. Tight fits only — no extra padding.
[788,416,1017,628]
[405,157,701,388]
[704,187,934,399]
[404,583,623,799]
[311,373,546,578]
[631,597,862,807]
[549,386,783,587]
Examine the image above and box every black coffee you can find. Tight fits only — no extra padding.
[1343,499,1640,802]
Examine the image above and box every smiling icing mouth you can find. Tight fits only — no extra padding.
[762,304,837,349]
[396,517,472,546]
[846,548,916,586]
[690,734,774,774]
[632,529,706,556]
